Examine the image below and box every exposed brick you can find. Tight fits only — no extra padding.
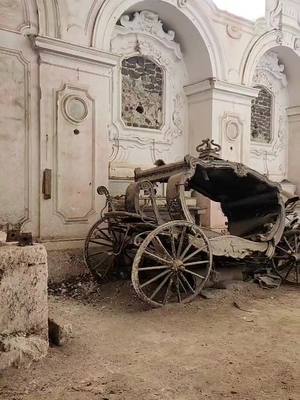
[121,56,164,130]
[251,86,272,143]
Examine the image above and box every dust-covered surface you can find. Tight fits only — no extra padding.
[0,280,299,400]
[0,244,48,371]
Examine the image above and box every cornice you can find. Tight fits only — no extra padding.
[185,79,259,98]
[32,35,119,67]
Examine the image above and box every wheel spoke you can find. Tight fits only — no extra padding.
[138,265,171,271]
[91,254,113,271]
[169,227,177,258]
[284,237,294,252]
[273,255,289,259]
[180,242,193,260]
[284,265,294,280]
[163,276,174,304]
[152,236,172,260]
[88,250,108,258]
[180,272,195,293]
[176,281,182,303]
[150,272,173,300]
[183,260,209,268]
[96,229,112,243]
[140,269,171,289]
[177,226,187,257]
[89,239,112,247]
[178,276,188,294]
[182,246,206,263]
[144,250,172,265]
[276,245,291,255]
[183,269,206,280]
[295,264,299,284]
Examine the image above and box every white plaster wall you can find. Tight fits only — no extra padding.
[186,80,258,229]
[0,30,39,235]
[37,38,117,241]
[249,52,289,183]
[288,107,300,193]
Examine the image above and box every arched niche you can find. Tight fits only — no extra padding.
[247,43,300,192]
[89,0,225,195]
[248,50,289,182]
[35,0,61,38]
[242,29,300,87]
[91,0,225,83]
[108,8,190,178]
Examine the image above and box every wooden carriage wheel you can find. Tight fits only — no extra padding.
[84,214,132,282]
[272,229,300,286]
[132,221,213,307]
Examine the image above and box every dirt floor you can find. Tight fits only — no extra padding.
[0,280,299,400]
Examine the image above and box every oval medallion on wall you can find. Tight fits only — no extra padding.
[226,121,239,141]
[62,95,88,124]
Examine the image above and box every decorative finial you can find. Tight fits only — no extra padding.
[196,139,221,159]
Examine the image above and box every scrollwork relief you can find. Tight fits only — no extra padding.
[253,51,287,88]
[109,10,187,171]
[177,0,188,8]
[250,51,288,179]
[119,11,175,43]
[226,25,242,40]
[266,0,282,29]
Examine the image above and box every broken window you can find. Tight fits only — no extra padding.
[121,56,164,130]
[251,86,273,143]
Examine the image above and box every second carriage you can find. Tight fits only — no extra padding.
[84,140,300,307]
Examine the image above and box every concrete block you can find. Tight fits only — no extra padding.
[0,244,48,371]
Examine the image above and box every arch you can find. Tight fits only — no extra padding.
[242,29,300,86]
[35,0,61,38]
[89,0,226,83]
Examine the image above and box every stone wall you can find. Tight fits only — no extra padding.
[0,244,48,370]
[251,86,272,143]
[121,56,163,129]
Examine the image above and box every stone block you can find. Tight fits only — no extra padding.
[0,244,48,371]
[48,318,72,346]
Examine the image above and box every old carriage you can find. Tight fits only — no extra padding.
[84,140,300,307]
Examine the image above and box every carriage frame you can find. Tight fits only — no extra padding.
[84,140,300,307]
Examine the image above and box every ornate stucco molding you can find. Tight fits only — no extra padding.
[253,51,287,88]
[266,0,300,30]
[226,25,242,40]
[119,11,175,42]
[177,0,188,8]
[115,11,182,60]
[250,51,289,180]
[109,13,187,153]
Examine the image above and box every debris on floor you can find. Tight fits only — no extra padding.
[48,274,101,302]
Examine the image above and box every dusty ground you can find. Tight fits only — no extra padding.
[0,280,299,400]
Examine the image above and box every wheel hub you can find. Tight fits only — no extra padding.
[292,253,300,262]
[172,259,184,272]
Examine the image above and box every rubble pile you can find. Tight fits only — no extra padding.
[48,275,102,303]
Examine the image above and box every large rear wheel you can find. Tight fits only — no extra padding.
[272,229,300,286]
[132,221,213,307]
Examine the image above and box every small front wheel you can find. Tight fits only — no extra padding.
[84,214,131,282]
[132,221,213,307]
